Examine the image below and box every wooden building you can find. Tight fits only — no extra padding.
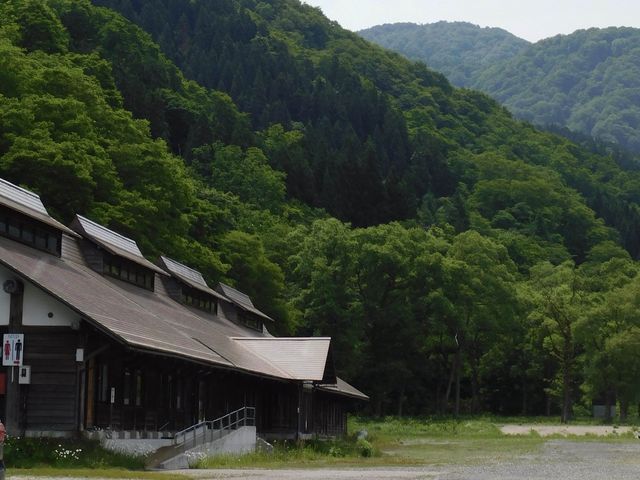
[0,178,367,440]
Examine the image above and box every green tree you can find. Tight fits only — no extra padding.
[526,261,591,423]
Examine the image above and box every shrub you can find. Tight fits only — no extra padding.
[3,437,145,469]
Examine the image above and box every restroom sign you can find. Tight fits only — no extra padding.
[2,334,24,366]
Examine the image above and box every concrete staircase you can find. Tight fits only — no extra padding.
[146,407,256,470]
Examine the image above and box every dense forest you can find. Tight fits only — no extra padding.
[3,0,640,420]
[360,22,529,87]
[361,22,640,155]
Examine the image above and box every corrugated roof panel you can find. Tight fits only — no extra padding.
[158,256,227,301]
[0,178,48,215]
[232,337,331,381]
[71,215,166,275]
[218,283,254,308]
[0,178,79,236]
[216,283,274,322]
[75,215,142,256]
[160,256,208,287]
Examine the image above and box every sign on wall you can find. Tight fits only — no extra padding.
[2,333,24,366]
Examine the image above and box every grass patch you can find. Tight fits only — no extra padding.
[8,467,187,479]
[383,436,544,466]
[196,437,389,469]
[350,416,505,442]
[4,437,147,470]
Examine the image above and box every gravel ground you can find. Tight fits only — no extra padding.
[180,440,640,480]
[500,424,635,436]
[9,440,640,480]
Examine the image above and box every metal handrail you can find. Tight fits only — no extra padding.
[172,406,256,448]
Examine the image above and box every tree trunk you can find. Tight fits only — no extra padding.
[604,390,613,423]
[561,365,572,424]
[545,394,551,417]
[444,353,456,413]
[521,377,527,416]
[470,361,480,414]
[374,396,382,418]
[397,385,405,418]
[620,398,629,422]
[454,349,461,417]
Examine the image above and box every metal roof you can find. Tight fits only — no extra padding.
[317,378,370,401]
[232,337,333,381]
[0,179,78,237]
[71,215,166,275]
[217,283,274,322]
[160,256,207,287]
[0,178,48,215]
[0,235,345,383]
[158,256,226,301]
[218,283,254,308]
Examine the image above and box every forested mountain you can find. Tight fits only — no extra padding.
[4,0,640,419]
[361,22,640,154]
[360,22,529,87]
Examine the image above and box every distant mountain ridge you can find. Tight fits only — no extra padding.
[360,22,529,87]
[360,22,640,153]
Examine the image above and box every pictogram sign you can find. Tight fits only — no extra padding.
[2,333,24,367]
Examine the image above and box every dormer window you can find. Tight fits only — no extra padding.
[0,179,78,256]
[70,215,166,292]
[238,311,262,332]
[0,206,62,256]
[216,282,273,332]
[158,256,225,314]
[104,253,154,290]
[182,286,217,314]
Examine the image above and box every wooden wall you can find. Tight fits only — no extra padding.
[23,329,79,432]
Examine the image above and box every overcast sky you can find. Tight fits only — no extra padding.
[302,0,640,42]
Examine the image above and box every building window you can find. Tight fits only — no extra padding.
[0,207,62,256]
[182,287,216,314]
[104,253,154,291]
[123,370,132,406]
[239,312,262,332]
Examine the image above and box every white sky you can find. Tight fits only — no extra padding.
[302,0,640,42]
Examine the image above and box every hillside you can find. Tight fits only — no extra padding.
[4,0,640,417]
[475,27,640,153]
[359,21,529,87]
[360,22,640,154]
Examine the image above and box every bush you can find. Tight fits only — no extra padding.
[3,437,145,469]
[356,438,374,457]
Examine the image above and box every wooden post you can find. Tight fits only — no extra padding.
[85,358,95,428]
[5,282,23,436]
[296,383,302,441]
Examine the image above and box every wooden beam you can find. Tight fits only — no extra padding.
[5,280,23,436]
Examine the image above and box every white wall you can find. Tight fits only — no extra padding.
[0,264,79,327]
[22,281,78,327]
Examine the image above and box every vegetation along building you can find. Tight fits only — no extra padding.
[0,177,367,446]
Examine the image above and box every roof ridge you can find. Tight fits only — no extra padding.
[0,178,42,201]
[232,337,331,341]
[161,255,207,279]
[76,214,138,246]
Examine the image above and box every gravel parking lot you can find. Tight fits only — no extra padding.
[182,440,640,480]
